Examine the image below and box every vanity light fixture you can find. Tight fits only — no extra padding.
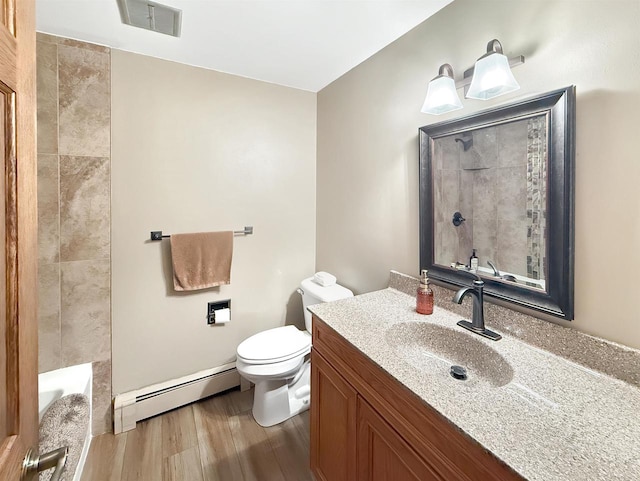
[465,39,520,100]
[421,39,524,115]
[421,64,463,115]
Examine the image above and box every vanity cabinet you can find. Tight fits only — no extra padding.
[310,316,525,481]
[310,350,357,481]
[357,397,443,480]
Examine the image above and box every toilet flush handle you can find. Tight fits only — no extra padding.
[297,288,304,296]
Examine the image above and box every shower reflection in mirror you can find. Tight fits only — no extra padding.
[433,115,547,290]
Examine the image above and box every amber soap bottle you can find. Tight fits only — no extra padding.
[416,269,434,315]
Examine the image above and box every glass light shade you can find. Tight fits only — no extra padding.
[421,75,463,115]
[466,53,520,100]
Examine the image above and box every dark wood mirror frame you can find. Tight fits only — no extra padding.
[419,86,575,320]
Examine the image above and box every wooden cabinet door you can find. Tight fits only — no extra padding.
[311,350,357,481]
[357,397,444,481]
[0,0,39,480]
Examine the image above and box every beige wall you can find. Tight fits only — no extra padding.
[36,33,112,434]
[111,51,317,394]
[317,0,640,349]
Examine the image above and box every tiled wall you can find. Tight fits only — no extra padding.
[526,117,547,280]
[36,33,112,435]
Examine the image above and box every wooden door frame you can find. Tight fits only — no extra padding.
[0,0,38,478]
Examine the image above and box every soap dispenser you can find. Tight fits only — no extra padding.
[416,269,434,315]
[469,249,479,272]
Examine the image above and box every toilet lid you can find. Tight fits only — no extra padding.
[237,326,311,365]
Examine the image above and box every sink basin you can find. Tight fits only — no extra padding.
[385,322,514,387]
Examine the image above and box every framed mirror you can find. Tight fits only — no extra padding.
[419,86,575,320]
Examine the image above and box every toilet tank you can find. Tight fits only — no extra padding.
[299,276,353,333]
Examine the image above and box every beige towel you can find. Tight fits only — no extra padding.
[170,231,233,291]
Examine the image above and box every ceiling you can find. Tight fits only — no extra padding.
[36,0,452,92]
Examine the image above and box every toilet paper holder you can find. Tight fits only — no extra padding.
[207,300,231,325]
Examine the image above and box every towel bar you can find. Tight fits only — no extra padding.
[150,227,253,241]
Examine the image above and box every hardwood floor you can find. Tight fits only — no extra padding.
[81,388,313,481]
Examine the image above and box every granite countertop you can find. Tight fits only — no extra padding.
[308,275,640,481]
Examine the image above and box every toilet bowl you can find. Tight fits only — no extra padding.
[236,273,353,427]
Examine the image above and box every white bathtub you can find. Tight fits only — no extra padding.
[38,363,93,481]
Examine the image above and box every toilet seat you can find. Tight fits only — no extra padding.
[237,326,311,365]
[236,354,306,380]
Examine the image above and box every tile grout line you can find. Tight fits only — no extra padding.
[55,39,62,370]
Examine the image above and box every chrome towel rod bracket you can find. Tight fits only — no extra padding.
[150,226,253,241]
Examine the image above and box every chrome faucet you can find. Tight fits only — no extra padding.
[487,260,500,277]
[486,260,518,283]
[452,272,501,341]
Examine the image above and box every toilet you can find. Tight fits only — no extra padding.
[236,273,353,427]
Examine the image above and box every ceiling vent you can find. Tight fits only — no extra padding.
[116,0,182,37]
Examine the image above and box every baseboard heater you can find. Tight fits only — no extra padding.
[113,362,240,433]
